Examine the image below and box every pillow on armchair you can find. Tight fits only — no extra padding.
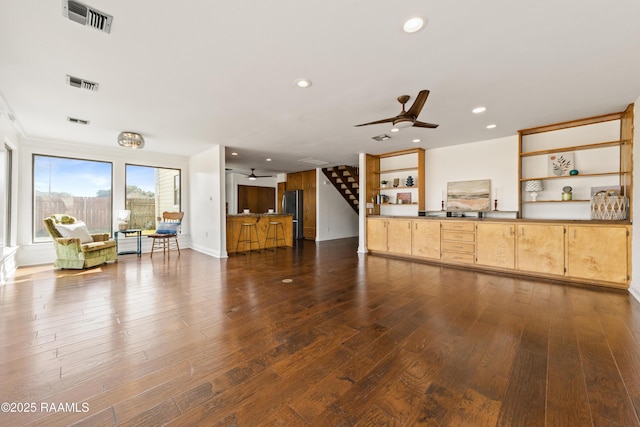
[55,221,94,243]
[156,222,180,235]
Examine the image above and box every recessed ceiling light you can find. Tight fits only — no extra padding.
[403,17,425,33]
[412,139,421,143]
[390,127,400,133]
[472,106,487,114]
[231,152,238,156]
[486,124,497,129]
[294,78,312,88]
[266,158,272,162]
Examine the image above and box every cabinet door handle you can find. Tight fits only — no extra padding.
[573,229,576,239]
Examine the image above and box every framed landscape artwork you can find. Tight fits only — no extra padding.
[446,179,491,212]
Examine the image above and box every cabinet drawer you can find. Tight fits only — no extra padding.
[441,251,475,264]
[441,222,475,232]
[442,230,475,243]
[442,241,475,253]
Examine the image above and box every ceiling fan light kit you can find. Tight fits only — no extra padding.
[117,131,145,149]
[245,168,272,180]
[355,90,439,132]
[403,17,425,33]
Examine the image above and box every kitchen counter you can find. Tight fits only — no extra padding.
[226,214,293,253]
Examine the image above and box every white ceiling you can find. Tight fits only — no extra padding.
[1,0,640,177]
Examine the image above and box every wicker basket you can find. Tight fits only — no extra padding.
[590,190,628,220]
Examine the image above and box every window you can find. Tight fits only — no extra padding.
[125,164,181,232]
[33,155,112,242]
[1,143,12,248]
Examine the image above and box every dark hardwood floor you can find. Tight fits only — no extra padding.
[2,237,640,426]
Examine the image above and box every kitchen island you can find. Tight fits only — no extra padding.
[226,213,293,253]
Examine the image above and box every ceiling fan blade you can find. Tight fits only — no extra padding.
[413,120,439,129]
[355,117,396,127]
[406,90,430,118]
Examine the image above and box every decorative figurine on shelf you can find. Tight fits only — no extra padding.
[393,178,400,188]
[405,176,414,187]
[562,186,573,201]
[569,169,579,176]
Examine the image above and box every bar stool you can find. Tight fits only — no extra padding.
[236,222,261,254]
[264,221,286,251]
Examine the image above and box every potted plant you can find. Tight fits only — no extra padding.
[380,180,388,188]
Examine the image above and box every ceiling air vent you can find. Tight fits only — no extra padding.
[298,157,330,166]
[66,75,99,92]
[67,117,90,125]
[62,0,112,34]
[372,134,391,141]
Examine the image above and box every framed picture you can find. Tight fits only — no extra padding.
[548,152,574,176]
[397,192,412,204]
[446,179,491,212]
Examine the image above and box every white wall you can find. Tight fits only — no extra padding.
[631,99,640,302]
[426,136,519,212]
[15,137,190,266]
[189,145,227,258]
[317,168,359,241]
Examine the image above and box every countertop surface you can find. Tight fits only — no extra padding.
[227,213,292,217]
[368,215,630,225]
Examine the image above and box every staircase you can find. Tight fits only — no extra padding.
[322,166,359,214]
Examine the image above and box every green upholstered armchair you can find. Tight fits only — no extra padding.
[43,214,118,269]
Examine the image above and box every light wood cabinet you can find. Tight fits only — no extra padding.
[366,217,630,289]
[516,224,565,276]
[387,219,412,255]
[366,218,388,252]
[286,172,303,191]
[288,169,316,240]
[412,220,440,259]
[366,217,412,255]
[476,223,515,269]
[566,225,628,284]
[441,221,475,264]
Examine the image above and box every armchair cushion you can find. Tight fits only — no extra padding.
[54,221,94,244]
[156,222,180,234]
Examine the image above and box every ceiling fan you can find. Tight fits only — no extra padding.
[355,89,439,130]
[244,168,272,181]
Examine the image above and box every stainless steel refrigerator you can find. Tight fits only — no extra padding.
[282,190,303,240]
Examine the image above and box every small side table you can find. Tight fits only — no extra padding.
[115,229,142,257]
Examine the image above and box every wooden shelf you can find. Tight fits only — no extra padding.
[518,107,634,220]
[374,167,418,174]
[379,202,418,206]
[377,186,418,190]
[520,140,626,157]
[520,171,623,181]
[367,148,426,215]
[522,199,590,203]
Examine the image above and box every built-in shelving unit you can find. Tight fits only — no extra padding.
[366,148,425,216]
[518,106,634,220]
